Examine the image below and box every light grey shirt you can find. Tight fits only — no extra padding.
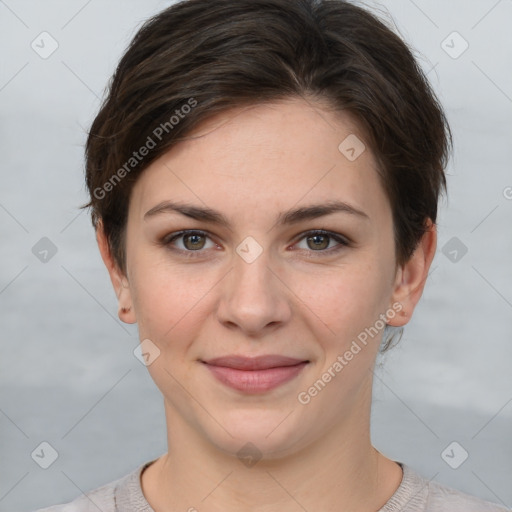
[34,459,510,512]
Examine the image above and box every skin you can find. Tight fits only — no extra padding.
[97,97,436,512]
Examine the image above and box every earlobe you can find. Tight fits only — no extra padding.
[387,219,437,327]
[96,220,136,324]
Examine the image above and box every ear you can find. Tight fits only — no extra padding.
[96,220,136,324]
[387,219,437,327]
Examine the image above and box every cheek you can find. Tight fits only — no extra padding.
[128,249,222,353]
[292,260,392,342]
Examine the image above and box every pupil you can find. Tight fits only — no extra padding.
[309,234,328,250]
[186,234,204,250]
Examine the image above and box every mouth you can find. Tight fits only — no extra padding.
[201,355,309,393]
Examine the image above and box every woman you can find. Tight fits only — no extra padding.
[36,0,509,510]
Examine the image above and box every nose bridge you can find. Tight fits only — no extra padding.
[216,242,289,334]
[233,246,273,298]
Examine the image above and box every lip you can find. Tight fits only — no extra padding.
[203,355,307,370]
[202,355,309,393]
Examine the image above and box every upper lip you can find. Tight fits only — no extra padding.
[202,355,308,370]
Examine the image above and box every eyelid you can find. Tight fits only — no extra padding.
[161,228,351,257]
[290,229,351,255]
[161,229,218,252]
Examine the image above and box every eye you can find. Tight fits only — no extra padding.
[161,229,350,259]
[293,230,350,255]
[162,230,217,257]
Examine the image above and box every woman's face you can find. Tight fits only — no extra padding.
[108,98,423,457]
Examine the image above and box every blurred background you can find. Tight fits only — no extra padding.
[0,0,511,510]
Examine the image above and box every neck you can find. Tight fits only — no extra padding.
[142,387,402,511]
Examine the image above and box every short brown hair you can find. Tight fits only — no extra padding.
[83,0,451,277]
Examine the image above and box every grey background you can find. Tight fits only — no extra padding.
[0,0,511,511]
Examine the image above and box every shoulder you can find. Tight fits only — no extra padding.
[393,464,510,512]
[32,467,135,512]
[425,476,510,512]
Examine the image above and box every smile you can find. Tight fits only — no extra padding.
[201,355,309,393]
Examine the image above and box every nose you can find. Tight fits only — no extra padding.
[216,248,292,337]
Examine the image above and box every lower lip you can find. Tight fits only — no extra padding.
[204,362,308,393]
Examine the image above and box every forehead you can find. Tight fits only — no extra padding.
[130,98,390,226]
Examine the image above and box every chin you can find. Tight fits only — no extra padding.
[202,409,309,462]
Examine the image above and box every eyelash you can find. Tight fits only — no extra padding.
[161,229,351,259]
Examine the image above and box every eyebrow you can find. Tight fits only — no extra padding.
[143,199,369,228]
